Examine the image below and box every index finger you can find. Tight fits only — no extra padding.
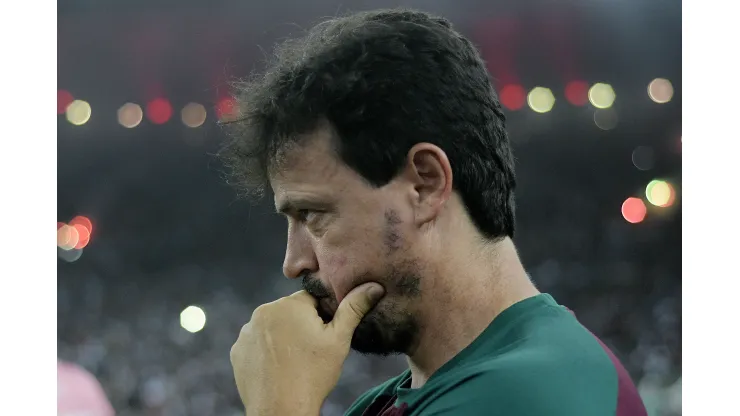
[286,290,319,307]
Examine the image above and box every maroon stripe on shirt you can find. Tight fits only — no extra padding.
[565,308,647,416]
[591,335,648,416]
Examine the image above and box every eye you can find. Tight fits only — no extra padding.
[296,209,320,223]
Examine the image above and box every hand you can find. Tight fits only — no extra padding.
[230,283,385,415]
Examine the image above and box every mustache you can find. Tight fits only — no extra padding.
[301,274,332,299]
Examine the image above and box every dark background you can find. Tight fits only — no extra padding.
[57,1,681,415]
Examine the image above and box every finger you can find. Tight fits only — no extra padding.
[287,290,319,307]
[329,283,385,337]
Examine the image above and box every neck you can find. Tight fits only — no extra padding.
[405,237,539,389]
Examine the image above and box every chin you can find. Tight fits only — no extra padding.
[350,307,417,356]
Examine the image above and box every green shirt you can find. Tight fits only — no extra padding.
[344,294,646,416]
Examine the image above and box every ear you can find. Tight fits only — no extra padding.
[402,143,453,226]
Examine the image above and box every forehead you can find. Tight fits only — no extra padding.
[270,128,362,207]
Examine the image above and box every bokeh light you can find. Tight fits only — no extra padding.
[58,247,83,263]
[648,78,674,104]
[118,103,144,128]
[594,108,619,130]
[66,100,92,126]
[527,87,555,113]
[180,306,207,333]
[57,224,72,247]
[73,224,91,249]
[646,180,676,207]
[588,83,616,109]
[215,97,239,121]
[564,81,589,106]
[58,90,74,115]
[499,84,526,111]
[146,98,173,124]
[622,197,647,224]
[70,215,93,235]
[181,103,207,128]
[66,216,93,249]
[57,224,80,250]
[631,146,655,171]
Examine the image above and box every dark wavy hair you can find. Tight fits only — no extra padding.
[219,9,517,240]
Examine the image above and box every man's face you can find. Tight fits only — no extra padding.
[270,131,422,355]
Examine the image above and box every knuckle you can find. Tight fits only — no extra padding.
[229,344,238,364]
[251,305,269,322]
[348,302,366,319]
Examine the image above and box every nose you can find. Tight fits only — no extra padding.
[282,223,318,279]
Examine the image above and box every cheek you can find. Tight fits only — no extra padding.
[316,248,352,289]
[317,218,387,295]
[318,248,374,301]
[316,222,366,275]
[319,237,379,278]
[323,252,348,276]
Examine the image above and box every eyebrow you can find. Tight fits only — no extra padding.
[275,200,297,215]
[275,197,327,215]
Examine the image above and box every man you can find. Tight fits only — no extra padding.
[224,9,647,416]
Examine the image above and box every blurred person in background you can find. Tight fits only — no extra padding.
[58,359,115,416]
[224,8,648,416]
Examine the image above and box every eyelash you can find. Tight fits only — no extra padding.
[297,209,320,223]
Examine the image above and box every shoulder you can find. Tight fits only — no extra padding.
[419,342,620,416]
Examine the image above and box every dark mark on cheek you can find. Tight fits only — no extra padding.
[384,209,403,254]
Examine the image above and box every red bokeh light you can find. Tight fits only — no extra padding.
[565,81,589,106]
[216,97,238,121]
[58,90,74,115]
[70,215,93,235]
[146,98,173,124]
[499,84,526,111]
[73,224,91,249]
[621,197,647,224]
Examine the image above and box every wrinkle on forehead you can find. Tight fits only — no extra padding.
[269,132,356,210]
[268,119,339,175]
[269,127,342,184]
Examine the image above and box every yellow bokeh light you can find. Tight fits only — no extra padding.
[57,224,79,251]
[646,179,676,207]
[648,78,674,104]
[588,83,616,109]
[57,225,72,248]
[66,100,92,126]
[180,305,207,333]
[181,103,207,128]
[527,87,555,113]
[118,103,143,128]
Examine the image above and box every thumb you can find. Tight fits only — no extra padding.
[330,283,385,337]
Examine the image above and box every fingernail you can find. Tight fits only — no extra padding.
[366,284,385,300]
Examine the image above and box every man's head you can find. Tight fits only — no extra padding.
[220,9,516,355]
